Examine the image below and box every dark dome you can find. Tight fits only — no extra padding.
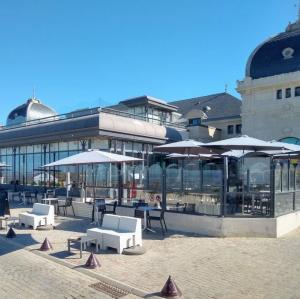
[246,21,300,79]
[7,98,57,126]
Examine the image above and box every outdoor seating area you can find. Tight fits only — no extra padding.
[2,136,300,238]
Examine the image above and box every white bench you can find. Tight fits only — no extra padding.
[19,203,55,230]
[87,214,142,254]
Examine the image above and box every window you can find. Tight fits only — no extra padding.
[236,124,242,134]
[227,125,234,135]
[295,87,300,97]
[276,89,282,100]
[188,118,201,126]
[285,88,291,98]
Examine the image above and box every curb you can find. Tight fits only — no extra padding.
[0,235,160,298]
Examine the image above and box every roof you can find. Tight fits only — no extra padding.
[246,21,300,79]
[108,95,178,112]
[6,98,57,126]
[169,92,241,121]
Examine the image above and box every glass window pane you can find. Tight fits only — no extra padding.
[91,139,109,150]
[69,141,79,151]
[183,160,200,191]
[277,89,282,99]
[27,153,34,185]
[20,146,26,154]
[289,163,295,190]
[295,87,300,97]
[148,163,162,191]
[59,142,68,151]
[227,125,234,134]
[296,164,300,190]
[34,144,41,153]
[275,162,282,192]
[50,143,59,151]
[203,161,223,188]
[166,161,181,192]
[27,145,34,153]
[281,162,289,191]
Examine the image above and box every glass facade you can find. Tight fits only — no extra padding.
[3,134,300,218]
[274,158,300,216]
[0,138,150,189]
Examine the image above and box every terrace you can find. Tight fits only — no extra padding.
[2,202,300,298]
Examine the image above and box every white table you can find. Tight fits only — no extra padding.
[41,198,58,214]
[137,206,156,233]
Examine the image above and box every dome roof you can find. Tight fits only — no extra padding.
[246,20,300,79]
[6,98,57,126]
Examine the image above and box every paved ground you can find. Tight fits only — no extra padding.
[3,204,300,298]
[0,237,112,299]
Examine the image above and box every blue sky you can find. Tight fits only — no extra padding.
[0,0,297,123]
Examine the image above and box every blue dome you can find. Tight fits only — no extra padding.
[246,21,300,79]
[7,98,57,126]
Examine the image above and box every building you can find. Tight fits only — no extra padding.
[237,14,300,143]
[169,92,242,142]
[0,97,186,190]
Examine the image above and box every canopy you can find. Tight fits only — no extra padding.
[166,153,216,160]
[153,139,222,155]
[268,141,300,152]
[42,149,143,224]
[202,135,288,151]
[43,149,143,167]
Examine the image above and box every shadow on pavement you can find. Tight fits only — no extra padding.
[0,233,39,256]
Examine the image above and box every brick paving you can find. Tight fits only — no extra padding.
[0,237,111,299]
[3,205,300,298]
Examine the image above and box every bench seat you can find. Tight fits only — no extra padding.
[87,214,142,254]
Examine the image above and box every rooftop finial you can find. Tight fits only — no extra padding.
[32,86,35,100]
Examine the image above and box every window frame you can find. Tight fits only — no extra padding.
[285,88,291,98]
[227,125,234,135]
[276,89,282,100]
[295,87,300,97]
[236,124,242,134]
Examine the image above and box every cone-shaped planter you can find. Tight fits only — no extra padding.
[40,237,53,251]
[6,227,16,238]
[85,252,101,269]
[161,276,182,298]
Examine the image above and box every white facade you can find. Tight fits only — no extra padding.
[237,71,300,140]
[237,17,300,142]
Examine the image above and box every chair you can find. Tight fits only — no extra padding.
[24,191,33,204]
[57,197,75,216]
[87,214,142,254]
[100,201,117,225]
[19,203,55,229]
[95,198,106,224]
[0,190,10,217]
[148,210,167,235]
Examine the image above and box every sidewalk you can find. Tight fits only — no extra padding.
[0,237,111,299]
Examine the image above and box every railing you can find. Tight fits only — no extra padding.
[0,106,185,131]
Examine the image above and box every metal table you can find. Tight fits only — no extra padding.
[137,206,156,233]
